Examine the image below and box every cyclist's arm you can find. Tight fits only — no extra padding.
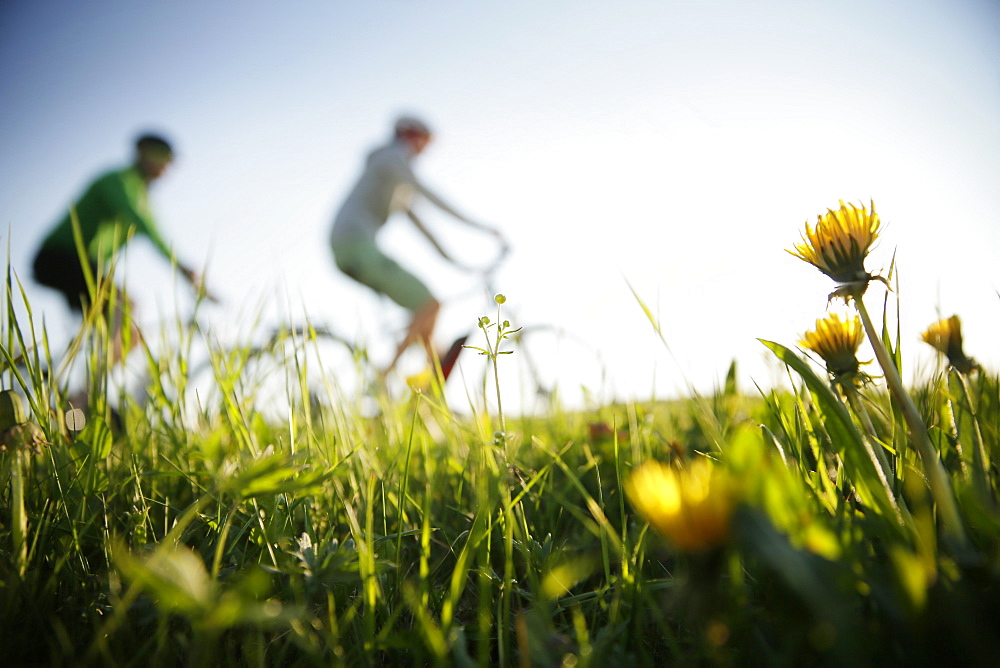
[103,171,176,261]
[416,183,506,245]
[390,154,500,236]
[413,182,505,240]
[406,209,460,264]
[107,172,211,296]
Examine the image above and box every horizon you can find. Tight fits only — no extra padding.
[3,0,999,409]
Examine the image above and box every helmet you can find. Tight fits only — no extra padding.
[394,115,432,137]
[135,132,174,158]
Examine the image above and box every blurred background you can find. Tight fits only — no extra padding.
[2,0,998,411]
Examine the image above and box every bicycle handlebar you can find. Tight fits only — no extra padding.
[478,240,510,276]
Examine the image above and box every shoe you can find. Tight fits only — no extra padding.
[439,334,468,381]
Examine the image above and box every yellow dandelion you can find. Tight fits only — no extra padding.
[799,313,867,384]
[788,200,881,283]
[626,459,737,553]
[921,315,977,374]
[405,368,434,394]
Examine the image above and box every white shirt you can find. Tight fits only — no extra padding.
[331,139,471,243]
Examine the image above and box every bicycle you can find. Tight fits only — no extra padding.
[415,245,610,415]
[153,241,608,420]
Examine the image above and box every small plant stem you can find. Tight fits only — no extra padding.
[479,297,517,665]
[852,289,968,547]
[490,303,507,441]
[492,357,505,437]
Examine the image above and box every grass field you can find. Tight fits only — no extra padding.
[3,203,1000,666]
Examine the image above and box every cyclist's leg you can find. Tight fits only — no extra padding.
[333,237,438,373]
[33,247,137,365]
[33,248,130,426]
[33,247,91,314]
[387,297,439,374]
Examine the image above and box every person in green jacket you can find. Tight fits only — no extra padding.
[32,133,212,360]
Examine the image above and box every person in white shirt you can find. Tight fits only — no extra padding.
[330,116,504,376]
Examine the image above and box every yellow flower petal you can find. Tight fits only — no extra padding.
[800,313,865,382]
[788,200,881,283]
[626,459,737,552]
[921,315,977,373]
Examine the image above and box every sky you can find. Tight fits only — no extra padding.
[2,0,999,412]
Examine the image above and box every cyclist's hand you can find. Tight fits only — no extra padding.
[202,286,222,304]
[487,227,510,253]
[198,281,221,304]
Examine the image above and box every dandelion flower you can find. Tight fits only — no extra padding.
[921,315,977,374]
[626,459,736,553]
[800,313,868,385]
[405,368,434,394]
[788,200,881,284]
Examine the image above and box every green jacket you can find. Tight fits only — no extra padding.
[40,166,173,263]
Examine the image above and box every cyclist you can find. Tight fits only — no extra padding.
[330,115,504,376]
[32,132,214,363]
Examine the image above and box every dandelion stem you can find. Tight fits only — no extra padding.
[842,384,909,526]
[851,288,967,547]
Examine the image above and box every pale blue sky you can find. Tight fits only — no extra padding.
[2,0,999,409]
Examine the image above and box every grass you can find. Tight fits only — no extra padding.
[2,252,1000,667]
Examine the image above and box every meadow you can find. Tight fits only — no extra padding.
[2,202,1000,666]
